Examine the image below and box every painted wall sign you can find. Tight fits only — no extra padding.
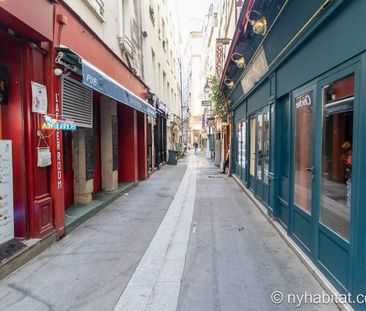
[42,115,76,130]
[295,91,313,110]
[0,140,14,244]
[241,47,268,94]
[31,81,48,114]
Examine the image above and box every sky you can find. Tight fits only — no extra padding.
[175,0,213,45]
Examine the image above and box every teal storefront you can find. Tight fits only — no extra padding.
[224,0,366,307]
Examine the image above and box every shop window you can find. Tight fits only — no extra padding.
[320,74,354,241]
[241,120,246,178]
[237,122,241,173]
[263,109,270,184]
[257,113,263,180]
[250,117,256,177]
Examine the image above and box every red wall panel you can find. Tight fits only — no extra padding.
[0,32,26,237]
[137,112,147,180]
[118,105,138,182]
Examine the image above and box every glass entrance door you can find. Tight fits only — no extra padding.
[292,87,315,251]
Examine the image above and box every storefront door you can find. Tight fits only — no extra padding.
[248,110,270,205]
[289,68,359,294]
[291,85,316,252]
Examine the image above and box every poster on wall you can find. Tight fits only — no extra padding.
[0,140,14,244]
[31,81,48,114]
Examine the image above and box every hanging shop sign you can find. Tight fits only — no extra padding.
[202,100,212,107]
[41,115,76,130]
[31,81,48,114]
[0,140,14,244]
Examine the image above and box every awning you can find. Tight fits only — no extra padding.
[55,47,156,118]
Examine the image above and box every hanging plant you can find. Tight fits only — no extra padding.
[208,75,228,118]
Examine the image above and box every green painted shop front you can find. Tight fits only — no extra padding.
[229,0,366,307]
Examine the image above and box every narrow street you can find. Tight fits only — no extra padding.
[0,152,338,311]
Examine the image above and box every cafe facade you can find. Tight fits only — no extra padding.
[223,0,366,306]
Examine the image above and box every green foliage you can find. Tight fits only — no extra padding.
[208,76,227,117]
[175,142,185,157]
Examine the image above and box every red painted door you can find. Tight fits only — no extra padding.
[63,131,74,208]
[93,99,101,194]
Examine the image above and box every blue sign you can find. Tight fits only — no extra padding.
[81,60,156,117]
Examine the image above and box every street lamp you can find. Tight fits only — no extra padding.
[203,79,210,93]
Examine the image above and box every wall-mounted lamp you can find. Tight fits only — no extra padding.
[224,78,235,90]
[54,68,71,77]
[246,10,267,36]
[231,53,246,69]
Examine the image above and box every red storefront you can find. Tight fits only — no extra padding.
[0,0,152,246]
[0,0,55,242]
[51,2,152,232]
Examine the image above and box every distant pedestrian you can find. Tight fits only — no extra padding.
[222,149,230,174]
[193,142,198,155]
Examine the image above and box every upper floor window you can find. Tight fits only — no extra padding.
[83,0,105,22]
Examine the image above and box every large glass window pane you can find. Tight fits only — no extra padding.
[250,117,256,177]
[257,114,263,180]
[294,91,313,214]
[263,110,270,184]
[237,122,242,174]
[320,75,354,241]
[241,121,246,179]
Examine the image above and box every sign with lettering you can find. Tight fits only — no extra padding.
[55,94,63,190]
[42,115,76,131]
[202,100,212,107]
[295,91,313,110]
[31,82,48,114]
[241,47,268,94]
[0,140,14,244]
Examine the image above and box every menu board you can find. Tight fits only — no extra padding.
[0,140,14,244]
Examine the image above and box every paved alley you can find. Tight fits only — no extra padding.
[0,152,338,311]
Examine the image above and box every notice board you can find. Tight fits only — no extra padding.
[0,140,14,244]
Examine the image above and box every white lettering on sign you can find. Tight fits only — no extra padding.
[295,93,312,109]
[55,93,63,190]
[86,74,98,86]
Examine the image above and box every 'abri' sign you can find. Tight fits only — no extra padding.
[296,91,313,109]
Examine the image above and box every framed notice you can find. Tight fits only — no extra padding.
[0,140,14,244]
[31,81,48,114]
